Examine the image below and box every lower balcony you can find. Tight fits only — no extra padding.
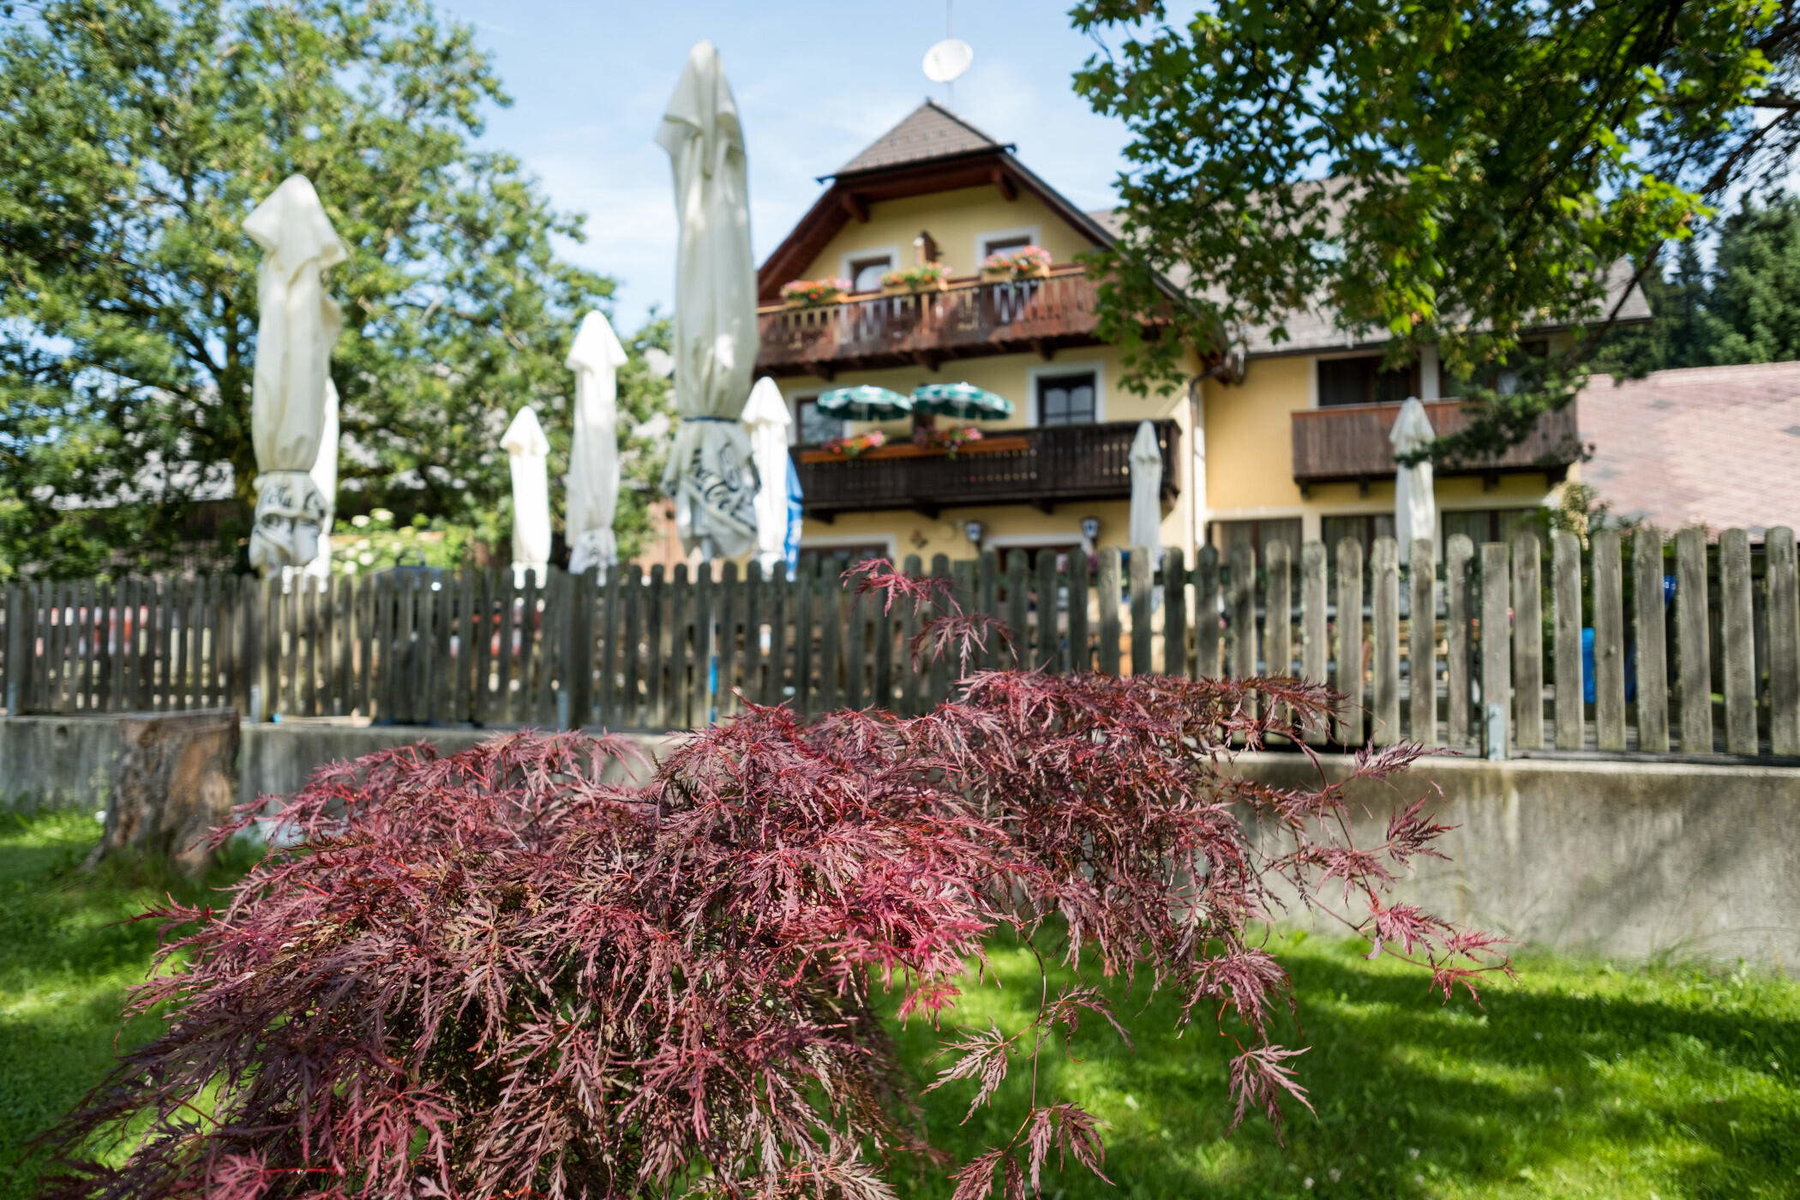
[793,420,1180,521]
[1290,399,1580,489]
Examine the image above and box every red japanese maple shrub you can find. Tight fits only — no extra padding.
[43,564,1505,1200]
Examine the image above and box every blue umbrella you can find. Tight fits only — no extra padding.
[816,384,912,421]
[911,381,1013,420]
[783,456,804,575]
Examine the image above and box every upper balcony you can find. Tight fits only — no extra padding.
[793,419,1179,521]
[1290,399,1580,490]
[757,268,1104,378]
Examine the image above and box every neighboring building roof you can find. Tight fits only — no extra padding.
[833,100,1006,177]
[1087,207,1653,358]
[1579,361,1800,538]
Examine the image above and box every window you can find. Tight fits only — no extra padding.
[1438,340,1548,399]
[1036,371,1097,426]
[846,254,892,294]
[793,394,843,446]
[1316,355,1418,407]
[1321,513,1397,554]
[799,543,888,573]
[1440,508,1539,547]
[983,234,1033,258]
[1211,518,1303,560]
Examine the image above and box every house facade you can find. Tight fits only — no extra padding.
[758,101,1643,565]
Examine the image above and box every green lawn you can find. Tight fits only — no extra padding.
[2,812,1795,1199]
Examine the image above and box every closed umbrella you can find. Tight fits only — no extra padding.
[502,406,552,581]
[1391,398,1438,566]
[566,311,629,575]
[742,376,794,573]
[657,41,759,560]
[911,381,1012,420]
[1128,420,1164,549]
[299,381,340,580]
[816,385,912,421]
[243,175,347,574]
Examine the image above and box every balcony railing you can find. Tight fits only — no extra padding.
[1290,399,1580,488]
[793,419,1179,520]
[758,269,1104,376]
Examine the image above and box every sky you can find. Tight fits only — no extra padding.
[435,1,1139,328]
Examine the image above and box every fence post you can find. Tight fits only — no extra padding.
[1769,527,1800,756]
[564,568,596,730]
[1128,549,1154,675]
[1551,530,1585,751]
[1632,528,1669,753]
[1097,549,1122,676]
[1675,527,1712,753]
[1194,545,1221,679]
[1440,536,1468,752]
[3,585,29,716]
[1370,537,1400,743]
[1590,530,1626,751]
[1334,538,1363,745]
[1719,528,1756,755]
[1480,542,1511,758]
[1162,546,1188,677]
[1409,539,1436,745]
[1228,542,1257,681]
[1511,533,1544,751]
[1264,540,1292,680]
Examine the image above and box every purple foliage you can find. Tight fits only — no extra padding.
[43,562,1507,1200]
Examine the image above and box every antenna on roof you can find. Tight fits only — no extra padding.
[922,0,972,109]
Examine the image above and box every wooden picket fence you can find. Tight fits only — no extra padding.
[3,526,1797,759]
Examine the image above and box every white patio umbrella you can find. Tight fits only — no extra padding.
[1128,420,1164,549]
[502,406,552,581]
[1391,397,1438,566]
[243,175,347,575]
[742,376,794,574]
[656,41,759,561]
[299,381,340,580]
[565,311,629,575]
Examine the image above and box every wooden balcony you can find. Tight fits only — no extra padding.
[793,419,1179,520]
[757,268,1104,377]
[1291,399,1580,488]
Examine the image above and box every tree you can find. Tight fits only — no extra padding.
[1693,191,1800,364]
[41,569,1505,1199]
[0,0,664,579]
[1071,1,1795,459]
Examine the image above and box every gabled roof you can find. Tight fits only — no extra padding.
[833,100,1008,177]
[1579,361,1800,538]
[757,102,1127,305]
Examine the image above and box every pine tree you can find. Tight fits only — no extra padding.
[1696,194,1800,365]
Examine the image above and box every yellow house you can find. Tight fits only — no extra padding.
[756,101,1646,565]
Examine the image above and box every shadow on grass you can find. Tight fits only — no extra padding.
[885,937,1799,1200]
[0,811,258,1200]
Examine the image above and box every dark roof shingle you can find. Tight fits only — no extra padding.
[834,100,1004,176]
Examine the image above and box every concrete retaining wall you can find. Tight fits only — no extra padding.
[4,717,1796,966]
[1237,752,1800,969]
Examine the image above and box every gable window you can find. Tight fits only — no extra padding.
[793,394,844,446]
[1317,355,1418,407]
[1036,371,1097,426]
[846,254,893,294]
[983,234,1033,258]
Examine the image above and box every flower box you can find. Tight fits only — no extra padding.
[880,263,952,294]
[779,276,851,308]
[980,245,1054,280]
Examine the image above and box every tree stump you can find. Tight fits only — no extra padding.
[87,708,240,876]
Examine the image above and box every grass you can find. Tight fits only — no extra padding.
[1,813,1795,1199]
